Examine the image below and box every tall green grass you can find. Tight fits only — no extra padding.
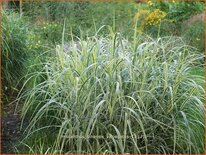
[18,32,205,153]
[2,11,30,103]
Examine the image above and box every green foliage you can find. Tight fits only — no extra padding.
[2,10,52,104]
[36,21,63,44]
[22,2,137,38]
[18,33,204,154]
[190,67,205,78]
[136,1,204,37]
[2,2,205,154]
[2,11,30,101]
[182,21,205,54]
[150,1,204,23]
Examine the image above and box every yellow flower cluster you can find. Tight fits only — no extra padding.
[145,9,167,26]
[27,33,41,50]
[41,22,58,31]
[133,9,167,32]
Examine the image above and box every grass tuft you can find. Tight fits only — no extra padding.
[18,33,205,154]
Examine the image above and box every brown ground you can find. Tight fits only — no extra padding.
[2,95,23,153]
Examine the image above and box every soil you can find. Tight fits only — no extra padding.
[1,94,24,153]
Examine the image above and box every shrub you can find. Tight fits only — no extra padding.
[133,8,168,34]
[149,1,204,23]
[18,33,205,154]
[134,1,204,36]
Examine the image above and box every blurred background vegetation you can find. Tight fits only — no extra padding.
[4,1,205,45]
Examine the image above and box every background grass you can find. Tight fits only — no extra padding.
[190,67,205,77]
[15,33,205,154]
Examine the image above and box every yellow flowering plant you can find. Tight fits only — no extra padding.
[38,21,62,43]
[26,32,42,50]
[145,9,167,26]
[134,8,167,33]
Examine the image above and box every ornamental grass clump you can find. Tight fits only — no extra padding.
[18,33,204,154]
[2,11,31,104]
